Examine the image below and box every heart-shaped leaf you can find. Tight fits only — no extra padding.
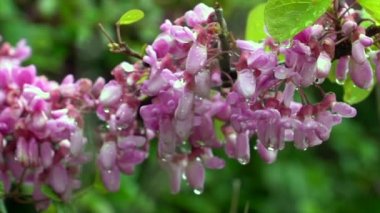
[246,3,267,42]
[358,0,380,23]
[264,0,331,42]
[117,9,144,25]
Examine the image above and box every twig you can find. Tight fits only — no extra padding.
[98,23,115,44]
[214,3,232,75]
[337,0,357,20]
[229,179,241,213]
[244,201,250,213]
[98,23,143,60]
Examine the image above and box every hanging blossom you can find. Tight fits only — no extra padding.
[0,38,102,210]
[136,2,363,194]
[95,61,149,192]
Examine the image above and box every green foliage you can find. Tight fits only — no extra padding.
[41,185,61,202]
[55,202,75,213]
[264,0,331,42]
[343,77,374,105]
[0,182,4,198]
[0,199,6,213]
[118,9,145,25]
[245,3,266,42]
[213,119,225,142]
[358,0,380,23]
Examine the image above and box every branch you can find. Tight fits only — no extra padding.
[214,3,232,75]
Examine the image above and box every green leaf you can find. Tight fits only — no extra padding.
[55,202,75,213]
[264,0,331,42]
[117,9,144,25]
[358,0,380,23]
[213,119,225,142]
[41,185,61,202]
[343,77,374,105]
[245,3,267,42]
[0,199,6,213]
[0,182,4,197]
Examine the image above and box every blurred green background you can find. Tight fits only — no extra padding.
[1,0,380,212]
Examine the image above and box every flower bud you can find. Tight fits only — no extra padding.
[332,102,357,118]
[99,142,117,170]
[235,69,255,98]
[185,160,205,192]
[99,81,122,106]
[349,59,373,89]
[257,141,277,164]
[101,167,120,192]
[236,130,250,165]
[342,20,357,35]
[351,40,366,64]
[40,142,54,168]
[203,157,225,169]
[14,65,36,88]
[316,51,332,79]
[50,164,68,194]
[186,42,207,74]
[336,56,349,82]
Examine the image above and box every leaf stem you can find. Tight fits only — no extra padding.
[98,23,115,44]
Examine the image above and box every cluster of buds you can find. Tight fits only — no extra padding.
[326,1,379,88]
[95,62,149,192]
[0,38,94,210]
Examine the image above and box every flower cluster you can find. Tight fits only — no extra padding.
[0,39,97,209]
[329,3,376,88]
[96,62,149,192]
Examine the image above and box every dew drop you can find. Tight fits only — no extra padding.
[315,78,324,84]
[303,148,308,151]
[195,95,203,101]
[193,189,203,195]
[237,158,249,165]
[106,170,112,174]
[253,145,258,150]
[104,108,110,114]
[267,147,275,151]
[335,79,345,85]
[182,174,187,181]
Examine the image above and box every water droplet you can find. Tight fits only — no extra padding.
[106,170,112,174]
[267,147,275,151]
[303,148,308,151]
[237,157,249,165]
[195,95,203,101]
[335,79,345,85]
[105,124,110,129]
[104,108,110,113]
[182,174,187,180]
[315,78,324,84]
[253,145,258,150]
[295,87,299,91]
[193,189,203,195]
